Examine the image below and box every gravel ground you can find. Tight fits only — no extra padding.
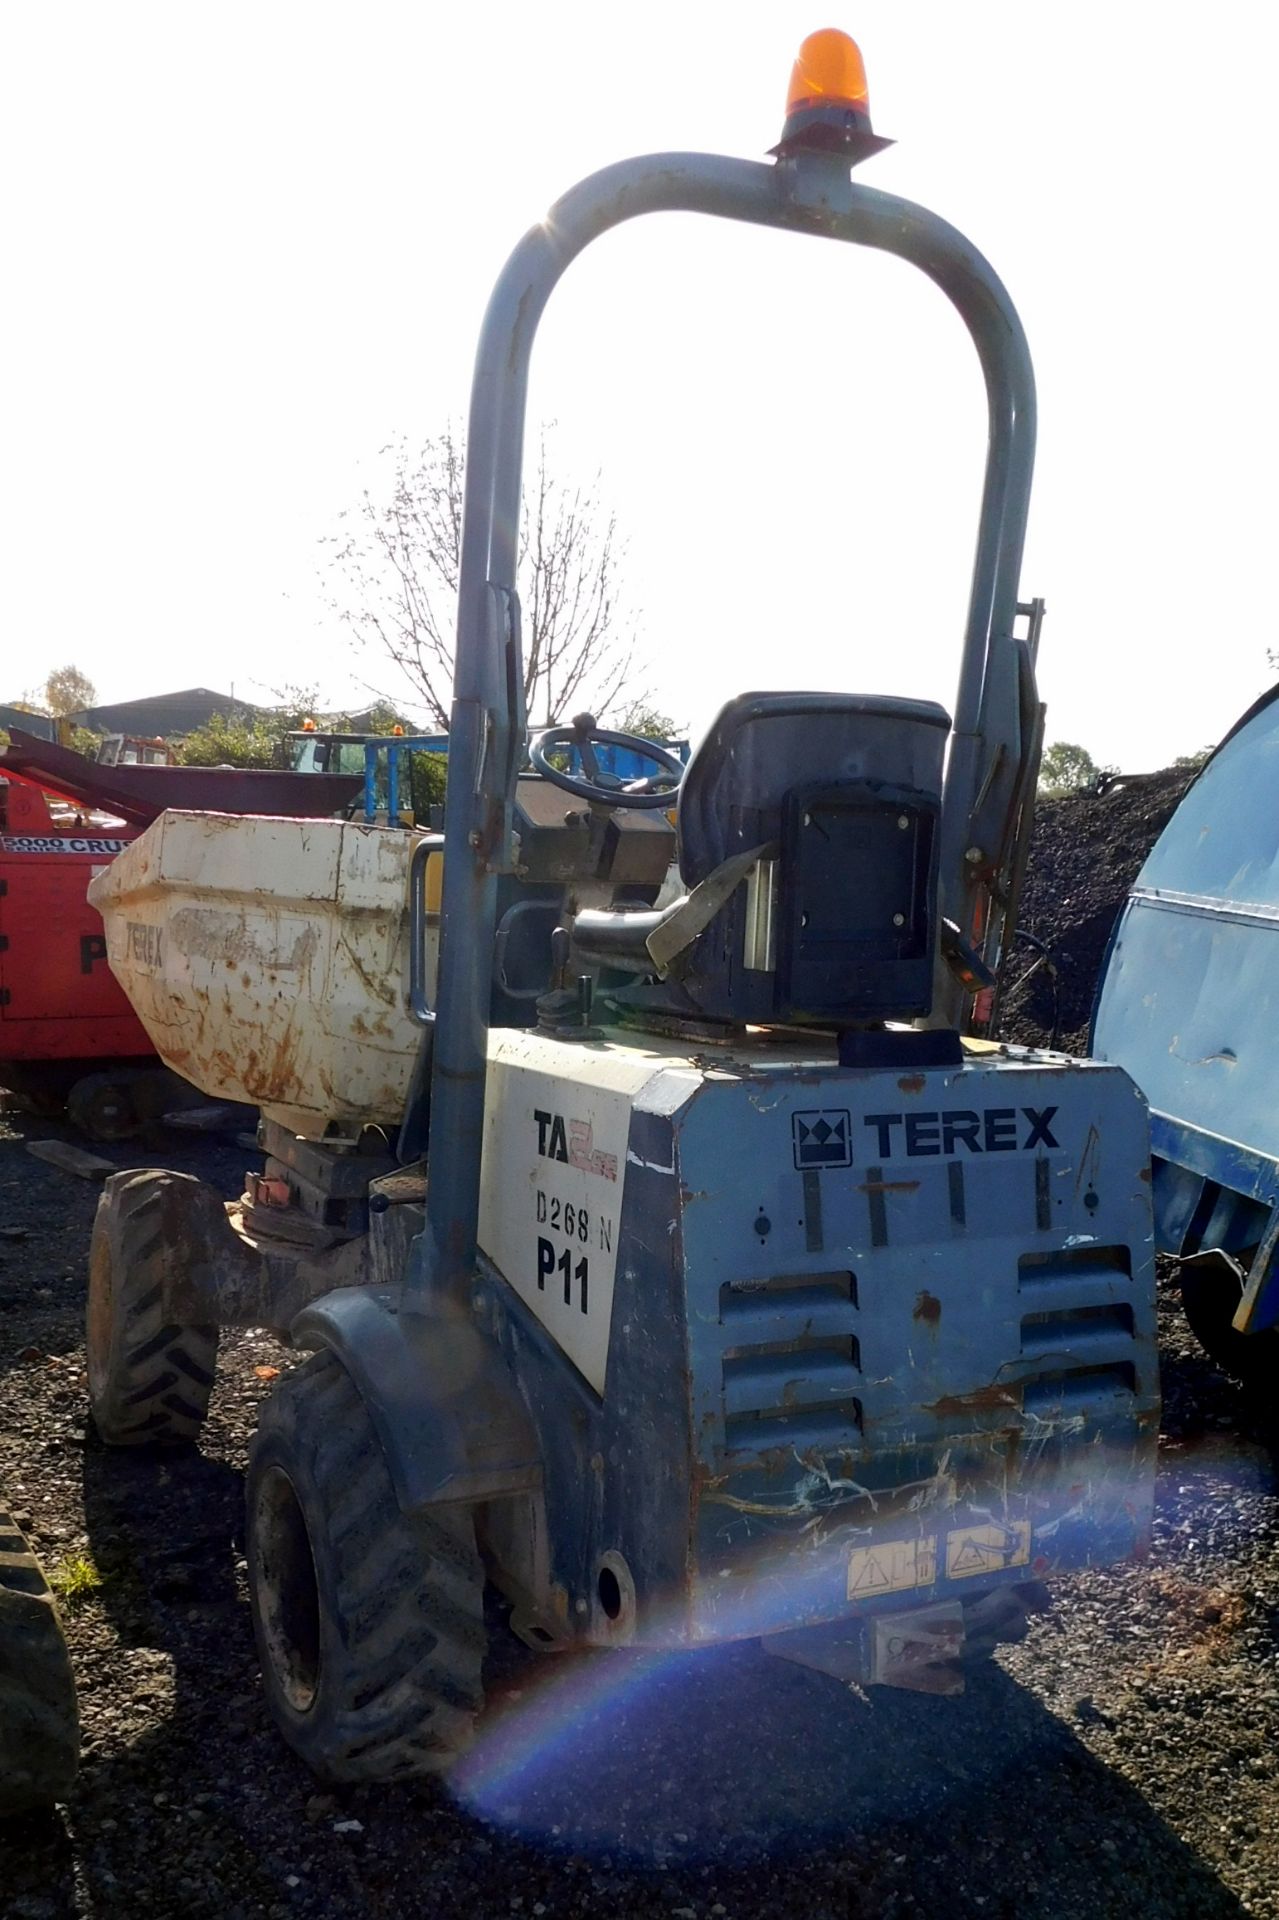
[2,1117,1276,1920]
[2,763,1277,1919]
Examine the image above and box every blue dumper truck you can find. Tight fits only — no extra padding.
[1094,685,1279,1380]
[84,29,1162,1782]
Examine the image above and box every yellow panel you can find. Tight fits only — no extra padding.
[846,1534,937,1601]
[945,1521,1031,1580]
[425,849,444,913]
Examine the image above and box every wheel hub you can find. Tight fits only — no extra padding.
[251,1465,322,1715]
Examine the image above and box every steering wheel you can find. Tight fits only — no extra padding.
[529,713,684,810]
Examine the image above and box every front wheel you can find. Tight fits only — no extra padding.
[246,1351,485,1782]
[87,1170,219,1445]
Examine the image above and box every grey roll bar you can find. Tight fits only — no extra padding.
[410,145,1037,1307]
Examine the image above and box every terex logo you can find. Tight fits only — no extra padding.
[534,1108,618,1182]
[127,921,164,969]
[864,1106,1059,1158]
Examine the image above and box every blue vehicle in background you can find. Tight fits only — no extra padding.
[1093,684,1279,1378]
[287,723,689,825]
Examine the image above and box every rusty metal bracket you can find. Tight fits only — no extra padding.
[761,1601,967,1696]
[154,1176,369,1331]
[870,1602,965,1695]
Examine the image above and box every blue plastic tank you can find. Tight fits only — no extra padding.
[1092,685,1279,1345]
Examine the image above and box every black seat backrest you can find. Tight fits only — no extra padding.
[676,691,950,885]
[672,691,951,1026]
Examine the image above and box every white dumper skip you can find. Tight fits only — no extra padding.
[87,810,438,1139]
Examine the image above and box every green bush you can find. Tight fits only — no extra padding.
[175,712,283,768]
[1039,741,1102,796]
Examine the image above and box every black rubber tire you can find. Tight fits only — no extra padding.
[246,1351,485,1783]
[87,1170,219,1446]
[1179,1253,1279,1384]
[0,1501,79,1814]
[66,1071,141,1142]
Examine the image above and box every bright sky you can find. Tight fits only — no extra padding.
[4,2,1275,769]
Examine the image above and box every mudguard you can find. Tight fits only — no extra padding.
[291,1286,542,1511]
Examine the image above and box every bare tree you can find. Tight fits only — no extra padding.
[44,665,96,716]
[323,428,643,730]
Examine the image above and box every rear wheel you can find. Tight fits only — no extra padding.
[246,1351,485,1782]
[1179,1251,1279,1384]
[67,1072,140,1142]
[0,1501,78,1814]
[87,1170,219,1445]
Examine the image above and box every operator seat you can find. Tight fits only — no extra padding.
[574,690,951,1028]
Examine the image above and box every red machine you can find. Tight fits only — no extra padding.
[0,777,160,1134]
[0,731,363,1136]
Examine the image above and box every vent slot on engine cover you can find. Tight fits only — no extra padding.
[719,1272,861,1445]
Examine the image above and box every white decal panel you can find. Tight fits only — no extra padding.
[477,1039,683,1395]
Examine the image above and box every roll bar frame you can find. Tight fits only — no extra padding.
[409,144,1037,1305]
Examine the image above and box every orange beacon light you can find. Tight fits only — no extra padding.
[788,27,870,116]
[772,28,892,165]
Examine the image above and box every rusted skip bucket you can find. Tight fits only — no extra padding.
[88,811,439,1138]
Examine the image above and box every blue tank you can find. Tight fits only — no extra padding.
[1092,685,1279,1363]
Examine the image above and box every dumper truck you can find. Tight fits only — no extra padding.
[84,28,1159,1782]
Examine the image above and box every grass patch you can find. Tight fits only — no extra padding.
[48,1553,104,1605]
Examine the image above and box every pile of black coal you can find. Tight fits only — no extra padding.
[997,768,1198,1055]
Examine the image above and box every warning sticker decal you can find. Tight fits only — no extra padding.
[846,1535,937,1601]
[945,1520,1032,1580]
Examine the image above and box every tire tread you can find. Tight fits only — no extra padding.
[0,1504,78,1813]
[87,1170,219,1446]
[247,1351,484,1783]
